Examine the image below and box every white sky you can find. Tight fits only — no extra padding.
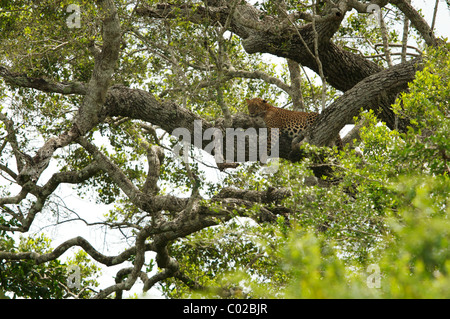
[2,0,450,299]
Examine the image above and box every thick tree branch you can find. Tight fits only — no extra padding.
[12,0,121,186]
[132,0,444,136]
[1,59,422,166]
[136,1,378,91]
[300,56,424,148]
[134,1,411,132]
[74,0,121,135]
[0,236,151,266]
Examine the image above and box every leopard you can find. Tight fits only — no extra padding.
[246,98,318,139]
[246,98,342,152]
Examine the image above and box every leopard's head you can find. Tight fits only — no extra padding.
[246,98,271,118]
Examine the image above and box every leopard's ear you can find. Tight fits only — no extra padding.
[262,99,267,104]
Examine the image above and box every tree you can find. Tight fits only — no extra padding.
[0,0,449,299]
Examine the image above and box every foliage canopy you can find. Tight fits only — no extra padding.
[0,0,449,299]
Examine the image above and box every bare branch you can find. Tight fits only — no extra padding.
[77,137,142,204]
[224,69,292,93]
[401,0,412,64]
[286,59,304,111]
[0,66,87,95]
[378,7,393,67]
[390,0,440,47]
[0,112,25,172]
